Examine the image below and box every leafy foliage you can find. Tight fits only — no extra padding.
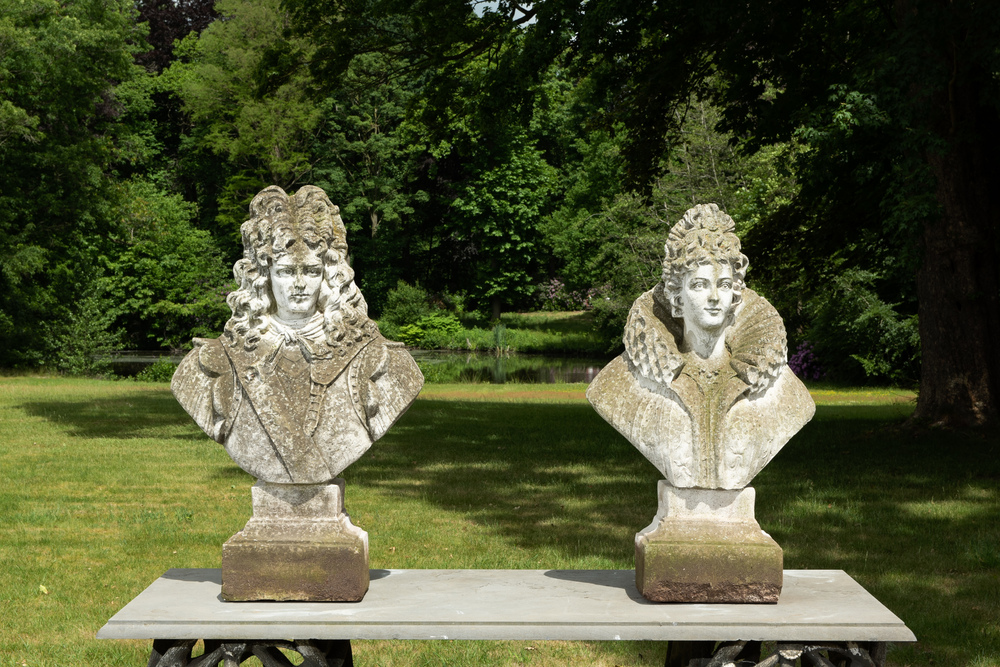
[163,0,322,240]
[396,312,465,347]
[0,0,146,368]
[133,358,179,382]
[135,0,217,73]
[45,278,124,378]
[806,270,920,386]
[5,0,996,425]
[108,180,232,349]
[378,280,436,327]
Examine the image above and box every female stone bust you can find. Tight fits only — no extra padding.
[587,204,814,489]
[171,185,424,485]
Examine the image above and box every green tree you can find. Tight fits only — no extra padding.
[0,0,147,369]
[163,0,322,245]
[292,0,1000,426]
[286,2,564,317]
[450,133,557,319]
[108,180,232,349]
[307,54,432,310]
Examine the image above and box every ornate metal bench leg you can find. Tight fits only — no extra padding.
[864,642,887,667]
[313,639,353,667]
[149,639,197,667]
[665,641,716,667]
[147,639,353,667]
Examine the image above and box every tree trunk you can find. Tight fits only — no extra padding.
[912,66,1000,428]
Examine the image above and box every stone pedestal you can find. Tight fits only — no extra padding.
[635,482,782,603]
[222,478,369,602]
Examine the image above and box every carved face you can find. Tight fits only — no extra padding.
[678,262,734,334]
[269,244,325,322]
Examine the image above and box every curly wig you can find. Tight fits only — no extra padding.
[224,185,369,350]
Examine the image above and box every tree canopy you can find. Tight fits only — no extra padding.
[0,0,996,428]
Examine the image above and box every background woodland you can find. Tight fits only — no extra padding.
[1,0,998,427]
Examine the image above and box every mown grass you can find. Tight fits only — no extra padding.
[0,378,997,666]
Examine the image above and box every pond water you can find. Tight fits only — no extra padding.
[409,350,609,384]
[110,350,611,384]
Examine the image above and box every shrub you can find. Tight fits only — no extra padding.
[396,313,465,347]
[536,279,597,311]
[806,269,920,385]
[134,358,179,383]
[47,280,123,378]
[788,342,825,381]
[380,281,434,327]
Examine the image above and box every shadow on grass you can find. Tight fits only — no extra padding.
[752,405,1000,664]
[357,399,1000,663]
[352,398,656,564]
[18,387,999,663]
[18,391,201,440]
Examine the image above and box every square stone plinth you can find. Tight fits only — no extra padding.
[636,519,782,603]
[635,484,783,603]
[221,479,370,602]
[222,527,369,601]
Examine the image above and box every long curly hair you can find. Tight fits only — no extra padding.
[657,204,749,319]
[224,185,369,350]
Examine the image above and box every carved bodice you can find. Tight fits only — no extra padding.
[172,323,424,484]
[587,288,814,489]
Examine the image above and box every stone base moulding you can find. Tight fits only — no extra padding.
[636,483,782,603]
[222,478,369,602]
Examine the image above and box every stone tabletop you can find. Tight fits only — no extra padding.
[97,569,916,643]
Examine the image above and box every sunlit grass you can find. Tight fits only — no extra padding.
[0,377,997,666]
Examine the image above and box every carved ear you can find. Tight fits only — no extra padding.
[671,296,684,318]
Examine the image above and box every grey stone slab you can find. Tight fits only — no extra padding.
[97,569,915,643]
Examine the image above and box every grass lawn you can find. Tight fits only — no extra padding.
[0,377,997,666]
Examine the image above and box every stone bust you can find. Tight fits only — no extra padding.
[171,185,424,485]
[587,204,814,489]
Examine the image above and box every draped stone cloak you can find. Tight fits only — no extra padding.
[587,287,814,489]
[171,320,423,484]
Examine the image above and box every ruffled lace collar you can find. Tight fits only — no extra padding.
[623,285,787,398]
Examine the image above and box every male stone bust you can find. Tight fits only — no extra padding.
[587,203,814,602]
[172,184,423,601]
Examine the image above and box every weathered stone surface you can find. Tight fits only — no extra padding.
[586,204,814,490]
[587,204,813,602]
[635,484,782,603]
[170,185,423,601]
[171,185,424,485]
[222,480,369,602]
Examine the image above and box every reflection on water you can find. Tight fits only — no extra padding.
[409,350,609,384]
[111,350,611,384]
